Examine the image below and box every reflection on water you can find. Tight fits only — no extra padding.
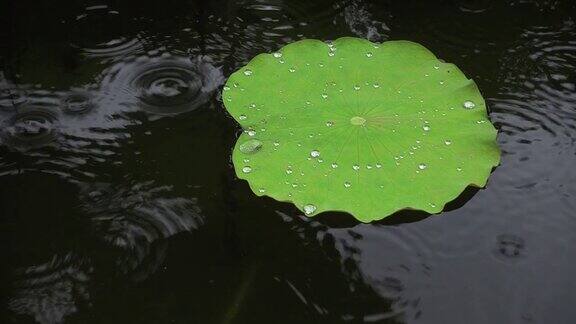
[8,253,92,324]
[2,0,576,323]
[1,173,202,323]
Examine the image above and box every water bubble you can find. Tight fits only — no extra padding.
[423,125,430,131]
[258,188,266,193]
[326,121,334,127]
[63,92,94,114]
[331,163,338,169]
[318,63,325,68]
[495,234,525,260]
[303,204,316,215]
[243,69,253,76]
[239,139,262,154]
[463,100,476,109]
[352,164,360,171]
[477,120,487,124]
[376,163,382,168]
[373,83,380,88]
[239,114,247,120]
[273,141,280,147]
[321,93,328,99]
[310,150,320,158]
[289,68,296,73]
[434,65,440,70]
[286,168,293,174]
[242,166,252,173]
[366,165,373,169]
[273,52,282,58]
[456,167,462,172]
[249,103,256,109]
[344,181,351,188]
[418,163,427,170]
[328,52,335,57]
[354,85,361,91]
[444,139,452,145]
[223,86,230,91]
[246,129,256,136]
[366,52,373,57]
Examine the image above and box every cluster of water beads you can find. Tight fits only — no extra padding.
[230,47,491,218]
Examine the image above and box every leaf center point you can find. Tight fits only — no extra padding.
[350,116,367,126]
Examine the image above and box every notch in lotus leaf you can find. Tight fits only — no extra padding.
[223,37,500,223]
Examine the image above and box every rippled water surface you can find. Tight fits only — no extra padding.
[1,0,576,323]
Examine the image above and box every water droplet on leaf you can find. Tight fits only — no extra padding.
[463,100,476,109]
[239,139,262,154]
[303,204,316,215]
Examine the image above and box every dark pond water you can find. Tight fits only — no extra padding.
[1,0,576,323]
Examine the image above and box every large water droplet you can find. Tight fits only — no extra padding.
[352,164,360,171]
[243,69,253,76]
[418,163,427,170]
[344,181,351,188]
[444,139,452,145]
[331,163,338,169]
[239,139,262,154]
[289,67,296,73]
[423,125,430,131]
[303,204,316,215]
[326,121,334,127]
[463,100,476,109]
[273,52,282,58]
[353,85,361,91]
[239,114,247,120]
[242,166,252,173]
[366,52,373,57]
[310,150,320,158]
[321,93,328,99]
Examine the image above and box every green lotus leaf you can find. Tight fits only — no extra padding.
[223,37,500,222]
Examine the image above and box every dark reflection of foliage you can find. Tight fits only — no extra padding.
[0,173,203,323]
